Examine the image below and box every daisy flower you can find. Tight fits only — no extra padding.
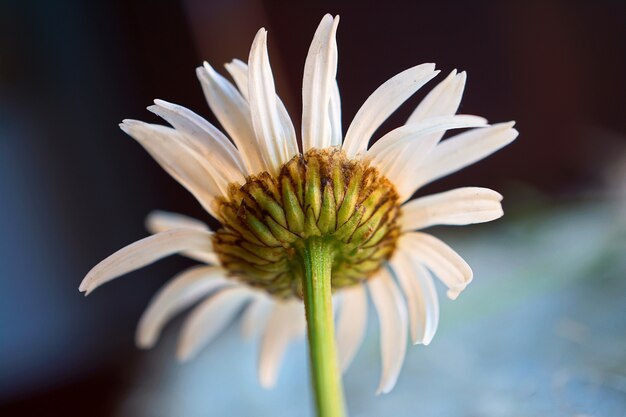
[80,13,517,414]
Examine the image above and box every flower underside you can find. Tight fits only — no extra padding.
[213,148,401,298]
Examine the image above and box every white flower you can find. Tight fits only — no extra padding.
[79,14,517,394]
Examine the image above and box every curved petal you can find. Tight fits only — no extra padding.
[136,265,230,348]
[196,62,266,175]
[400,232,473,299]
[407,70,466,124]
[408,122,518,195]
[224,59,299,165]
[368,268,408,394]
[302,14,339,151]
[79,228,214,295]
[258,300,306,388]
[248,29,298,174]
[329,81,342,146]
[148,99,246,181]
[368,115,488,195]
[336,285,368,372]
[120,120,223,215]
[390,249,439,345]
[177,286,253,361]
[367,115,487,158]
[342,63,439,158]
[378,70,468,199]
[144,211,218,264]
[145,210,210,233]
[224,59,250,100]
[400,187,503,231]
[240,293,274,340]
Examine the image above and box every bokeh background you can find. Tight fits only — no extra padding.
[1,0,625,416]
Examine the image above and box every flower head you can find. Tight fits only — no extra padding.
[80,14,517,393]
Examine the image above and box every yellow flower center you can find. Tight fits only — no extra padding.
[212,149,401,298]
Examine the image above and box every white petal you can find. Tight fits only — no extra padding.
[380,70,468,198]
[302,14,339,151]
[224,59,299,164]
[196,62,267,174]
[224,59,250,100]
[390,249,439,345]
[342,63,439,158]
[329,81,342,146]
[136,265,229,348]
[366,115,487,171]
[145,210,210,233]
[120,120,223,215]
[248,29,299,174]
[400,232,473,299]
[368,269,408,394]
[148,99,246,181]
[177,287,252,361]
[335,285,368,372]
[407,70,466,124]
[409,122,519,193]
[370,115,487,201]
[258,300,306,388]
[400,187,503,231]
[144,211,219,264]
[79,228,213,295]
[240,294,273,340]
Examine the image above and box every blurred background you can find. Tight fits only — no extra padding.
[1,0,625,416]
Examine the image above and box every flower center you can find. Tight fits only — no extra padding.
[212,148,401,299]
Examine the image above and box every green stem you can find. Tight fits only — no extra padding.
[300,237,347,417]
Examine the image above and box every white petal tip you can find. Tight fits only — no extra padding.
[119,119,141,133]
[375,375,398,395]
[135,326,156,349]
[135,338,154,350]
[499,121,517,130]
[254,28,268,39]
[79,278,94,294]
[412,332,435,346]
[176,347,192,362]
[492,190,504,201]
[260,382,275,390]
[197,63,217,82]
[259,376,276,390]
[447,289,461,300]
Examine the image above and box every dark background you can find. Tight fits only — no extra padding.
[1,0,625,416]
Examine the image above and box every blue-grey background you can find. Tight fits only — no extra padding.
[1,0,625,416]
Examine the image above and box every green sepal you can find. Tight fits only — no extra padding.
[305,155,322,219]
[336,164,363,227]
[282,176,305,234]
[317,183,336,234]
